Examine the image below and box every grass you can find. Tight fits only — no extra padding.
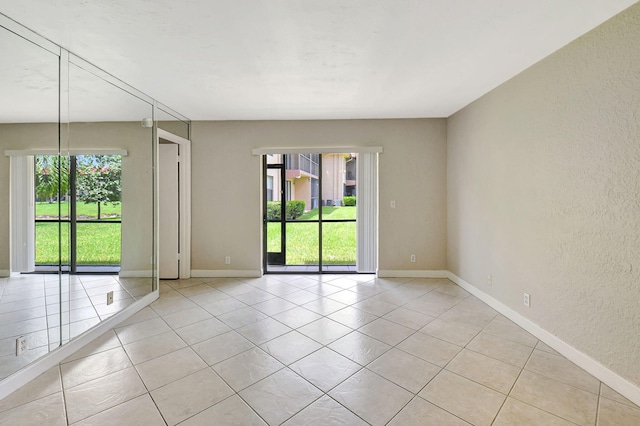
[36,201,121,219]
[267,206,356,265]
[35,222,121,265]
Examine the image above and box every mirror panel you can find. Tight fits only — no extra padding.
[67,60,155,320]
[157,106,189,140]
[0,25,61,379]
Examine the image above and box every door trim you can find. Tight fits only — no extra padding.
[157,128,191,279]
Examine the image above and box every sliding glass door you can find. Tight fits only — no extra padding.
[263,153,357,273]
[35,154,122,272]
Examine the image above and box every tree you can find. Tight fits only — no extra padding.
[76,155,122,219]
[35,156,69,203]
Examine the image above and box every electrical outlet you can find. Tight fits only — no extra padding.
[523,293,530,307]
[107,291,114,305]
[225,256,231,265]
[16,336,27,356]
[488,274,493,286]
[410,254,416,263]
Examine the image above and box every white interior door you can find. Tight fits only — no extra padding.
[159,143,179,279]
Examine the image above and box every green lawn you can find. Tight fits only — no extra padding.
[35,222,121,265]
[267,206,356,265]
[36,201,121,219]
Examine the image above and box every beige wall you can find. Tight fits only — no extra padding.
[322,153,346,204]
[447,3,640,386]
[190,119,447,272]
[0,122,153,274]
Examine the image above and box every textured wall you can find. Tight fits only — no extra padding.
[447,4,640,385]
[190,119,447,273]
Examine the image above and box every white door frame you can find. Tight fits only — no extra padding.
[157,128,191,279]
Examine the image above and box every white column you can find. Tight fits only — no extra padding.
[10,155,35,272]
[356,152,378,273]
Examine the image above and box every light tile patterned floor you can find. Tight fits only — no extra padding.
[0,274,151,380]
[1,274,639,425]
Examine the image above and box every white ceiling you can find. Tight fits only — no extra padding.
[1,0,638,121]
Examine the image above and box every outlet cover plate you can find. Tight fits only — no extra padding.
[107,291,114,305]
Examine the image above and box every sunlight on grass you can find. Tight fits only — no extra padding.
[36,201,121,219]
[36,222,121,265]
[267,206,356,265]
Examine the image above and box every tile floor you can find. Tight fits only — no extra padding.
[1,274,639,425]
[0,274,153,380]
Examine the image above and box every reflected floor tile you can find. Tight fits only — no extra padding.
[419,370,505,426]
[73,394,165,426]
[510,370,598,425]
[239,368,323,426]
[388,396,470,425]
[329,368,413,426]
[180,395,266,426]
[151,368,234,426]
[283,395,368,426]
[192,330,255,365]
[368,348,441,394]
[0,392,66,426]
[212,347,284,391]
[290,347,361,392]
[260,331,322,365]
[493,397,575,426]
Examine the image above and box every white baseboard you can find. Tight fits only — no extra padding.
[191,269,262,278]
[0,290,159,401]
[119,270,153,278]
[447,272,640,407]
[377,270,449,278]
[0,270,9,277]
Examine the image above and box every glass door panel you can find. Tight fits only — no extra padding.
[285,221,319,268]
[322,221,356,269]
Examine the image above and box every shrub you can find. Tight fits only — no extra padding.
[266,200,306,220]
[286,200,305,220]
[343,196,356,206]
[266,201,281,220]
